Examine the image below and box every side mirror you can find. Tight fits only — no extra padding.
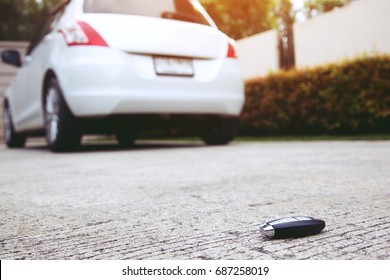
[1,50,22,67]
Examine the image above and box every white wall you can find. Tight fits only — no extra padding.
[237,29,279,79]
[237,0,390,78]
[294,0,390,68]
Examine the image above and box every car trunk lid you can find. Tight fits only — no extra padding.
[80,14,228,59]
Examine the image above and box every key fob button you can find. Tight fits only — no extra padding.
[268,217,297,225]
[294,216,314,221]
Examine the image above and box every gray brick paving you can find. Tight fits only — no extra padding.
[0,140,389,259]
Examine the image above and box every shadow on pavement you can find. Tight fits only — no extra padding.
[24,139,206,153]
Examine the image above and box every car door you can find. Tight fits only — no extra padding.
[10,7,65,132]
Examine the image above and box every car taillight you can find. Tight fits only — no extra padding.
[227,40,238,58]
[60,21,108,47]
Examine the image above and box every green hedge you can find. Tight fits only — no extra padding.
[241,56,390,135]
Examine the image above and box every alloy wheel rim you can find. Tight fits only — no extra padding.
[45,87,60,144]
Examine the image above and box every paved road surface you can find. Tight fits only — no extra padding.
[0,140,389,259]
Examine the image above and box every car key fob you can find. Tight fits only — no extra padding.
[260,216,325,239]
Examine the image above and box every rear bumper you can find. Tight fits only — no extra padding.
[54,47,245,118]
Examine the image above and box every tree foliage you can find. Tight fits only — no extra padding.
[200,0,276,40]
[274,0,295,27]
[303,0,350,19]
[1,0,282,41]
[0,0,61,41]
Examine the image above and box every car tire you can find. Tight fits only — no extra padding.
[200,116,240,146]
[3,103,26,148]
[43,78,81,152]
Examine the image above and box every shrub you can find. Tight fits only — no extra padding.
[241,56,390,135]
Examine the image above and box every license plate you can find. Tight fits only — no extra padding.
[154,56,194,77]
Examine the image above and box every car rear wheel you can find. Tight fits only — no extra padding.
[200,116,240,146]
[44,78,81,152]
[3,104,26,148]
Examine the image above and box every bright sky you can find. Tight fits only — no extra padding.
[291,0,305,9]
[291,0,307,22]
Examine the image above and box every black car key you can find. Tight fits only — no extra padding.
[260,216,325,239]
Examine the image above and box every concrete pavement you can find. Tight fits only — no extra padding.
[0,140,389,259]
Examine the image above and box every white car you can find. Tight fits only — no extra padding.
[1,0,244,152]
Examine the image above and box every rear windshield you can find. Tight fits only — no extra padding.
[83,0,213,26]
